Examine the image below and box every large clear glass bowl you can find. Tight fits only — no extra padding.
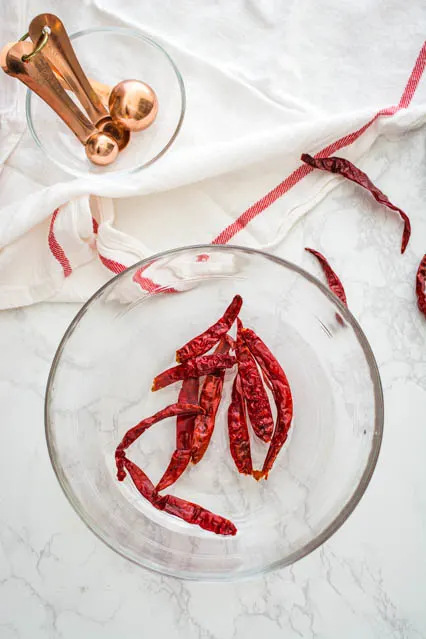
[26,27,185,177]
[45,245,383,580]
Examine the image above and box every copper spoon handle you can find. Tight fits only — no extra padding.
[29,13,109,124]
[1,40,111,104]
[69,76,110,106]
[5,41,97,144]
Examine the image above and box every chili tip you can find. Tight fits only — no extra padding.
[252,469,268,481]
[225,523,238,536]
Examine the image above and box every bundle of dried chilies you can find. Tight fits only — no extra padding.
[114,295,294,535]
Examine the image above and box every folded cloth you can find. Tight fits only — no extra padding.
[1,0,426,309]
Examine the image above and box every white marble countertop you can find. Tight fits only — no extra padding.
[1,131,426,638]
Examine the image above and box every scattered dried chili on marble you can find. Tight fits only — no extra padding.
[152,353,236,391]
[305,247,348,306]
[227,373,253,475]
[175,295,242,362]
[191,337,232,465]
[242,328,293,480]
[115,403,204,480]
[236,319,274,442]
[156,377,200,492]
[301,153,411,254]
[416,254,426,317]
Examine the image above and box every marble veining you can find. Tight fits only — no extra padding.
[0,129,426,637]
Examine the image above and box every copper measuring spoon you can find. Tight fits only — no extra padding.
[5,41,119,165]
[1,40,110,104]
[28,14,130,150]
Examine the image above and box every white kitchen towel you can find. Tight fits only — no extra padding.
[1,0,426,308]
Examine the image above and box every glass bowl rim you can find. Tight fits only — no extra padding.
[45,243,384,581]
[26,26,186,178]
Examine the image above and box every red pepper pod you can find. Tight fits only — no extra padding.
[227,373,253,475]
[162,494,237,536]
[115,402,204,480]
[156,377,200,492]
[236,319,274,442]
[122,456,237,535]
[176,295,242,362]
[152,354,236,391]
[156,450,192,492]
[416,254,426,317]
[122,456,165,508]
[242,328,293,479]
[305,248,348,306]
[191,337,232,465]
[301,153,411,254]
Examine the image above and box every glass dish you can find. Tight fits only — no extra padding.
[45,245,383,580]
[26,27,185,177]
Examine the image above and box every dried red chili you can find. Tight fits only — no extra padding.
[175,295,242,362]
[115,403,204,480]
[152,353,236,391]
[242,328,293,480]
[162,494,237,536]
[191,337,232,465]
[416,254,426,317]
[227,373,253,475]
[122,456,237,535]
[120,456,165,505]
[156,451,192,492]
[236,319,274,442]
[305,248,348,306]
[156,377,200,492]
[301,153,411,254]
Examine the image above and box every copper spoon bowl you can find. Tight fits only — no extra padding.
[109,79,158,132]
[24,26,186,176]
[4,40,119,165]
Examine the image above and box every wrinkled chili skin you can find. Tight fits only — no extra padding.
[122,456,237,535]
[191,337,232,465]
[162,494,237,535]
[176,378,200,449]
[305,248,348,306]
[176,295,242,362]
[301,153,411,254]
[156,377,200,491]
[152,354,236,391]
[157,450,192,492]
[236,319,274,442]
[242,328,293,480]
[121,457,165,508]
[227,373,253,475]
[416,254,426,317]
[115,403,203,480]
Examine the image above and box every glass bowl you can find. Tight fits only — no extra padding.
[45,245,383,580]
[26,27,185,177]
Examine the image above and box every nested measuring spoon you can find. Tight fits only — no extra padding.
[28,14,130,150]
[1,40,111,105]
[5,41,119,166]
